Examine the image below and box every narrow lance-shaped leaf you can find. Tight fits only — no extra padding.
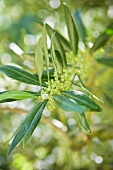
[0,91,39,102]
[37,21,70,52]
[53,94,87,113]
[63,3,79,55]
[76,75,103,103]
[96,57,113,67]
[42,25,49,80]
[0,65,47,87]
[52,41,63,74]
[0,91,41,103]
[46,24,67,67]
[62,90,102,112]
[8,100,48,154]
[74,83,103,103]
[76,112,91,133]
[74,9,87,44]
[56,31,70,52]
[0,91,15,103]
[90,22,113,53]
[23,100,47,144]
[35,37,44,85]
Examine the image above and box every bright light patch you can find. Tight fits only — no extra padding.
[1,53,12,64]
[24,34,36,46]
[52,119,67,131]
[95,156,103,164]
[9,43,23,55]
[88,42,93,48]
[43,108,51,117]
[68,118,76,126]
[44,16,56,28]
[108,6,113,19]
[49,0,60,9]
[24,60,34,69]
[92,30,100,38]
[79,41,86,52]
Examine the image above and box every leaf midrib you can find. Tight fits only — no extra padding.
[53,95,86,112]
[1,66,39,84]
[62,91,98,110]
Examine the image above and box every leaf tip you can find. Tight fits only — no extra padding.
[8,147,12,155]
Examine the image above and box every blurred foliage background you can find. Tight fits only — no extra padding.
[0,0,113,169]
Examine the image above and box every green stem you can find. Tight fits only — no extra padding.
[77,74,86,88]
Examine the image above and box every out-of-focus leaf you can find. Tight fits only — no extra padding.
[62,90,102,112]
[74,9,87,44]
[96,57,113,67]
[53,94,87,113]
[63,3,79,55]
[76,112,91,133]
[90,22,113,53]
[52,42,63,74]
[4,15,38,43]
[105,28,113,35]
[90,34,110,53]
[42,25,49,80]
[8,100,48,154]
[0,65,47,87]
[46,24,67,67]
[35,37,44,85]
[37,21,70,52]
[0,91,39,102]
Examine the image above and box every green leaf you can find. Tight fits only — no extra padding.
[35,37,44,85]
[105,28,113,35]
[90,22,113,53]
[0,91,39,102]
[90,34,110,53]
[46,24,67,67]
[0,65,47,87]
[34,68,55,81]
[0,91,41,103]
[23,101,47,144]
[8,100,48,154]
[44,23,70,52]
[76,112,91,133]
[42,25,49,80]
[53,94,87,113]
[55,31,70,52]
[74,83,104,103]
[63,3,79,55]
[74,9,87,44]
[96,57,113,67]
[62,90,102,112]
[42,68,54,77]
[52,42,63,74]
[0,91,15,103]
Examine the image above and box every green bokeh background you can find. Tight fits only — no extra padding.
[0,0,113,169]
